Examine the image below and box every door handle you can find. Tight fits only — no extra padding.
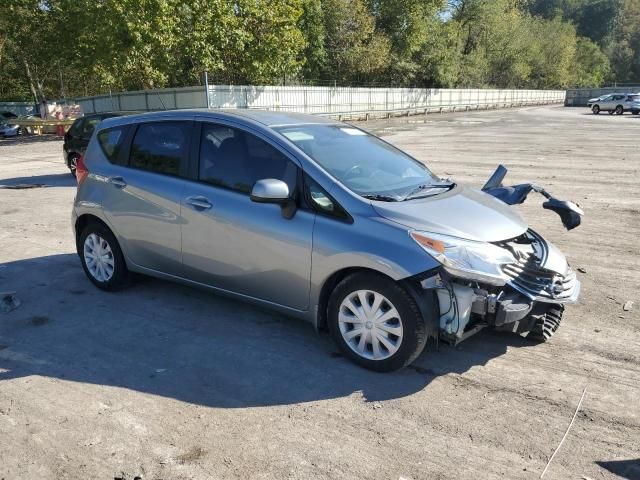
[186,195,212,210]
[109,176,127,188]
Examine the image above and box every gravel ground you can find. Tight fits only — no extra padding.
[0,106,638,480]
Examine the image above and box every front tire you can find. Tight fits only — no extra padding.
[592,105,600,114]
[527,306,564,342]
[328,273,428,372]
[79,222,129,291]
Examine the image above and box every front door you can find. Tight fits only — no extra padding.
[180,122,314,310]
[600,95,614,110]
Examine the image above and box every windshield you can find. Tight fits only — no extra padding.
[275,124,440,200]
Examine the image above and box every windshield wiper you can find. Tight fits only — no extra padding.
[362,194,398,202]
[401,181,455,201]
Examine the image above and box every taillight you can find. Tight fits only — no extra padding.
[76,154,89,185]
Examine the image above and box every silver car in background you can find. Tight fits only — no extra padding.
[72,110,582,371]
[589,93,640,115]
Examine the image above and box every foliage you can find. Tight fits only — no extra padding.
[298,0,327,80]
[0,0,631,101]
[605,0,640,83]
[321,0,391,83]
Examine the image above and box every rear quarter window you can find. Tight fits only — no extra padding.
[97,126,128,165]
[69,118,84,136]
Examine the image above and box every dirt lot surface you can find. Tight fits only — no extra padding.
[0,106,638,480]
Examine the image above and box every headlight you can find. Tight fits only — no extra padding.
[410,231,516,285]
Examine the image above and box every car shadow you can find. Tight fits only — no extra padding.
[596,459,640,479]
[0,253,536,408]
[0,173,75,188]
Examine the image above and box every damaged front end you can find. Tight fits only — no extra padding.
[385,164,584,345]
[418,229,580,344]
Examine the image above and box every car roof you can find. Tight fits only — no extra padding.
[81,111,141,119]
[100,108,337,129]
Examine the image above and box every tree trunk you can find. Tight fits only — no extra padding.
[22,58,39,103]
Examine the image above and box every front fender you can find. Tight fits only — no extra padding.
[308,213,439,326]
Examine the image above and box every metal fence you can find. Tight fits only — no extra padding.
[0,102,37,116]
[75,85,565,119]
[565,86,640,106]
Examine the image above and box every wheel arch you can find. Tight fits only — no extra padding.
[315,266,440,339]
[75,214,115,254]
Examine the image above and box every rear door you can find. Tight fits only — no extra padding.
[610,95,625,110]
[67,118,86,153]
[101,118,194,276]
[180,121,314,310]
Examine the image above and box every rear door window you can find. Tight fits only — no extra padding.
[97,125,129,165]
[129,122,191,177]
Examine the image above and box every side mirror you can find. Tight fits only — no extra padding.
[250,179,290,204]
[250,179,297,219]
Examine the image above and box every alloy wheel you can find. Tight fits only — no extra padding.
[338,290,403,361]
[83,233,115,282]
[69,155,78,175]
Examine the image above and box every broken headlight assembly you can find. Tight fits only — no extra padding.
[410,231,516,286]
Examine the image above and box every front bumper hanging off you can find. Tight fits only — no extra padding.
[419,230,581,344]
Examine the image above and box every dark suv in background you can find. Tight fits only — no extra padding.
[63,112,133,175]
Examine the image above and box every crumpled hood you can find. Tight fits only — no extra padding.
[372,184,528,242]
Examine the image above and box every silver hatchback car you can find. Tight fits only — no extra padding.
[72,110,581,371]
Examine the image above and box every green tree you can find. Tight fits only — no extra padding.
[225,0,306,84]
[573,37,611,87]
[527,0,622,45]
[299,0,327,80]
[0,0,58,101]
[322,0,392,83]
[605,0,640,83]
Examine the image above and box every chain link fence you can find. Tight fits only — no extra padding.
[75,85,566,119]
[0,102,38,116]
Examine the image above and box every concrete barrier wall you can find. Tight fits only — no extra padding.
[565,86,640,106]
[76,85,565,118]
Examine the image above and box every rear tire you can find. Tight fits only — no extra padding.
[79,222,129,291]
[608,110,615,115]
[632,110,639,115]
[328,272,429,372]
[615,105,624,115]
[592,105,600,114]
[527,306,564,342]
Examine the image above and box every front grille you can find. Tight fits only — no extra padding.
[495,231,577,301]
